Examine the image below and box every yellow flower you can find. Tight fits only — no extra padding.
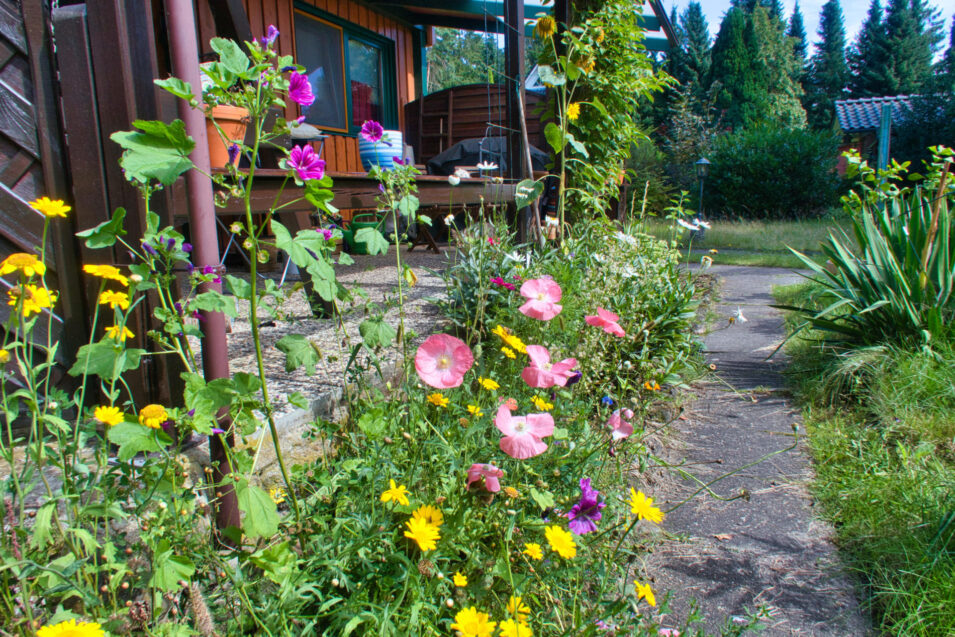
[579,57,596,73]
[478,377,500,391]
[506,595,531,621]
[491,324,509,339]
[466,404,484,417]
[36,619,105,637]
[544,525,576,559]
[138,404,168,429]
[83,264,129,287]
[533,16,556,39]
[628,488,664,523]
[566,102,581,121]
[404,516,440,551]
[594,27,605,43]
[501,346,516,359]
[643,381,661,391]
[29,197,71,219]
[530,395,553,411]
[522,542,543,560]
[635,581,656,607]
[427,392,449,407]
[94,405,124,427]
[98,290,130,310]
[269,487,286,504]
[8,284,56,317]
[0,349,9,364]
[105,324,134,341]
[0,253,46,278]
[412,504,444,527]
[453,571,468,587]
[380,479,410,506]
[709,248,719,254]
[505,486,520,499]
[450,606,496,637]
[499,619,534,637]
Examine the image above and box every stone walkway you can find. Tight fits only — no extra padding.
[647,265,869,636]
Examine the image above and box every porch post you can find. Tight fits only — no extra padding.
[504,0,527,238]
[165,0,241,535]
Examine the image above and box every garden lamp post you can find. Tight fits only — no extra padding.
[695,157,710,220]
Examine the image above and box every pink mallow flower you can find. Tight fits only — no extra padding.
[414,333,474,389]
[360,120,385,143]
[521,345,578,388]
[494,405,554,459]
[287,72,315,107]
[490,276,516,291]
[585,307,626,337]
[519,277,562,320]
[466,463,504,493]
[607,408,635,441]
[286,144,325,181]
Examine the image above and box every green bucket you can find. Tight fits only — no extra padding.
[343,213,381,255]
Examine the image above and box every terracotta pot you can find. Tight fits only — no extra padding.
[206,105,249,167]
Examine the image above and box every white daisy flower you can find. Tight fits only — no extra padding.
[476,161,499,171]
[677,219,700,231]
[696,219,711,229]
[453,168,471,179]
[444,213,455,226]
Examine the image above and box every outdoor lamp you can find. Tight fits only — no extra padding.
[695,157,710,179]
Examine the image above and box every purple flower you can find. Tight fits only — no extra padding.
[288,72,315,107]
[174,302,183,315]
[287,144,326,181]
[182,242,193,253]
[187,409,196,417]
[294,115,306,125]
[211,427,225,435]
[281,66,297,73]
[320,228,334,241]
[566,371,583,386]
[142,242,158,256]
[359,120,384,143]
[565,477,605,535]
[262,24,279,46]
[378,183,386,193]
[601,395,613,406]
[165,237,176,250]
[227,143,241,164]
[193,310,202,320]
[393,156,408,166]
[201,264,222,284]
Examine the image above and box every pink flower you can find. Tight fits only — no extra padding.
[360,120,384,143]
[491,276,516,291]
[414,333,474,388]
[494,405,554,459]
[607,408,634,441]
[521,345,578,388]
[519,277,562,320]
[466,463,503,492]
[286,144,325,181]
[585,307,626,337]
[288,72,315,107]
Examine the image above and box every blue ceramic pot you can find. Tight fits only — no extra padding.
[359,130,403,170]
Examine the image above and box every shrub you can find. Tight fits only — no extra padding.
[706,126,843,219]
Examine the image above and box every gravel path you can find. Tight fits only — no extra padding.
[645,266,869,635]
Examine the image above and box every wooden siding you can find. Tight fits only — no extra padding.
[196,0,418,173]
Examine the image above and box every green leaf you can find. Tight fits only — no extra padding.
[30,501,56,548]
[226,274,252,300]
[288,391,309,409]
[111,120,195,186]
[357,410,387,440]
[514,179,544,210]
[306,259,337,301]
[210,37,250,75]
[566,133,589,158]
[154,77,195,102]
[359,317,396,348]
[544,122,565,154]
[150,539,196,591]
[192,291,238,317]
[107,422,171,462]
[305,180,336,212]
[275,334,320,375]
[354,227,390,255]
[68,341,146,381]
[530,487,555,511]
[76,207,126,249]
[236,481,279,539]
[397,195,420,217]
[248,541,297,585]
[537,65,566,87]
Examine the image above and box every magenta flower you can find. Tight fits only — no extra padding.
[607,408,634,441]
[288,72,315,107]
[360,120,384,143]
[585,307,626,337]
[521,345,578,388]
[414,333,474,388]
[519,277,562,320]
[466,463,504,493]
[491,276,516,291]
[287,144,325,181]
[494,405,554,459]
[565,477,605,535]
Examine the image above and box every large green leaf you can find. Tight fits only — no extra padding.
[153,77,195,102]
[68,341,147,381]
[210,37,250,76]
[354,227,390,255]
[275,334,320,375]
[76,207,126,249]
[514,179,544,210]
[544,122,565,154]
[537,65,566,87]
[111,120,195,186]
[107,422,171,461]
[306,259,337,301]
[359,317,396,348]
[192,291,238,317]
[236,481,280,539]
[150,539,196,591]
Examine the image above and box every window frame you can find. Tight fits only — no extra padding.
[293,4,399,136]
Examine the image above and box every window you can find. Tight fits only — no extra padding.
[294,7,397,135]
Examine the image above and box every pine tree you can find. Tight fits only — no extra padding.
[805,0,848,128]
[710,7,762,128]
[848,0,888,96]
[944,15,955,77]
[787,1,809,67]
[680,2,712,102]
[878,0,944,94]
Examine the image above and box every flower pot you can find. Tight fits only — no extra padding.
[206,105,249,167]
[358,130,403,171]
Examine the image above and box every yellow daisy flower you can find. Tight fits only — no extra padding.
[566,102,581,121]
[499,619,534,637]
[138,404,168,429]
[404,516,440,551]
[450,606,496,637]
[505,486,520,499]
[8,284,56,317]
[530,395,553,411]
[0,253,46,278]
[29,197,71,218]
[36,619,104,637]
[98,290,130,310]
[635,581,656,607]
[105,324,134,341]
[544,525,576,559]
[427,392,449,407]
[522,543,543,560]
[643,381,661,391]
[628,488,664,523]
[501,346,516,359]
[269,487,286,504]
[93,405,124,427]
[0,349,9,364]
[412,504,444,527]
[467,404,484,417]
[83,264,129,287]
[506,595,531,621]
[453,571,468,587]
[380,479,410,506]
[478,377,500,391]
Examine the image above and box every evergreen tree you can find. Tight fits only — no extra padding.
[848,0,888,96]
[750,6,806,127]
[877,0,944,94]
[787,1,809,67]
[710,7,762,127]
[427,28,504,93]
[944,15,955,77]
[680,2,712,102]
[805,0,848,129]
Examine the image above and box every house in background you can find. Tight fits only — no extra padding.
[834,95,915,174]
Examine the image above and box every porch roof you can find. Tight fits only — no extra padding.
[366,0,677,52]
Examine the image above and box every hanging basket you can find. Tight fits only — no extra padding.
[358,130,403,171]
[206,105,249,167]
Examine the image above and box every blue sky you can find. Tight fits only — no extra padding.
[669,0,953,54]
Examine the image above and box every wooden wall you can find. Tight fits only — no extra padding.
[195,0,418,173]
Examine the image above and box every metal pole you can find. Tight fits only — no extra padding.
[698,178,704,219]
[165,0,240,534]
